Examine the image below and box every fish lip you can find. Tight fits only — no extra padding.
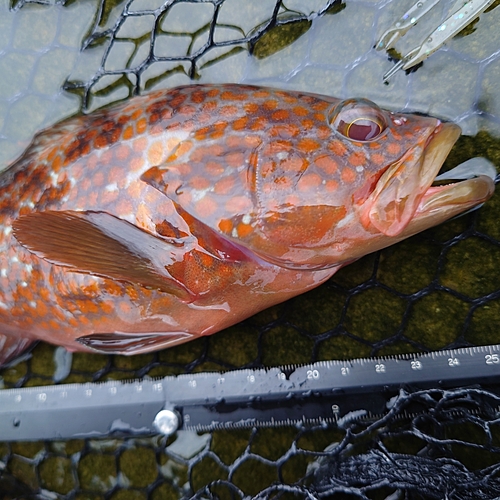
[418,121,496,215]
[421,121,462,186]
[399,124,496,236]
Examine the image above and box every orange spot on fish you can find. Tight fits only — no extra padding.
[316,125,331,140]
[116,145,131,161]
[130,157,145,172]
[314,155,338,175]
[301,119,315,130]
[225,151,244,168]
[101,148,113,167]
[270,123,300,138]
[119,301,133,315]
[218,218,233,234]
[226,195,252,213]
[131,109,142,120]
[18,286,33,302]
[233,117,248,130]
[250,117,267,131]
[190,144,224,163]
[243,135,262,149]
[123,125,134,140]
[100,300,114,315]
[52,155,62,173]
[190,176,211,190]
[341,167,356,183]
[11,306,23,317]
[297,138,320,153]
[197,112,211,124]
[136,118,147,134]
[195,196,217,217]
[292,106,309,116]
[214,176,235,195]
[36,301,48,318]
[328,140,347,156]
[171,162,191,176]
[324,179,339,191]
[237,222,253,238]
[194,126,211,141]
[371,153,386,165]
[297,173,322,191]
[190,90,206,103]
[387,142,401,155]
[348,152,366,167]
[312,101,329,111]
[211,123,228,140]
[202,101,217,112]
[264,140,292,155]
[67,316,79,328]
[93,172,105,187]
[221,90,247,101]
[225,136,243,149]
[47,147,58,162]
[281,155,308,174]
[272,109,289,121]
[100,188,119,205]
[244,102,259,114]
[263,100,278,110]
[40,287,50,302]
[206,161,225,177]
[133,136,148,153]
[86,190,97,207]
[115,198,134,217]
[220,105,238,116]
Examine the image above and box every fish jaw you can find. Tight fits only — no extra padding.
[360,122,462,237]
[400,173,495,238]
[360,120,495,239]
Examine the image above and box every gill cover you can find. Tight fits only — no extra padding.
[141,109,349,269]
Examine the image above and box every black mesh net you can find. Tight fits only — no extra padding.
[1,0,500,499]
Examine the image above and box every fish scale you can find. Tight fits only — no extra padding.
[0,84,494,366]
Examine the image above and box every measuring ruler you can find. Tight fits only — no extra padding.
[1,344,500,441]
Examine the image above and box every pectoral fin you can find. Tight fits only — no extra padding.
[0,334,36,368]
[12,210,194,301]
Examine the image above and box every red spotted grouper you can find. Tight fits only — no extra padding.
[0,84,495,366]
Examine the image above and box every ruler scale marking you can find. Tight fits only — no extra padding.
[1,344,500,441]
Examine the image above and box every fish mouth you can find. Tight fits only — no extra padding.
[403,122,496,236]
[366,121,496,238]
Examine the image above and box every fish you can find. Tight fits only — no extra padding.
[0,84,495,366]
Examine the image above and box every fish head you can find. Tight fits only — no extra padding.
[144,86,495,270]
[236,96,495,269]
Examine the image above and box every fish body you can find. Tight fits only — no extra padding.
[0,84,494,365]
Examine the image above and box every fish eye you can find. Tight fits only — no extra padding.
[328,98,388,142]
